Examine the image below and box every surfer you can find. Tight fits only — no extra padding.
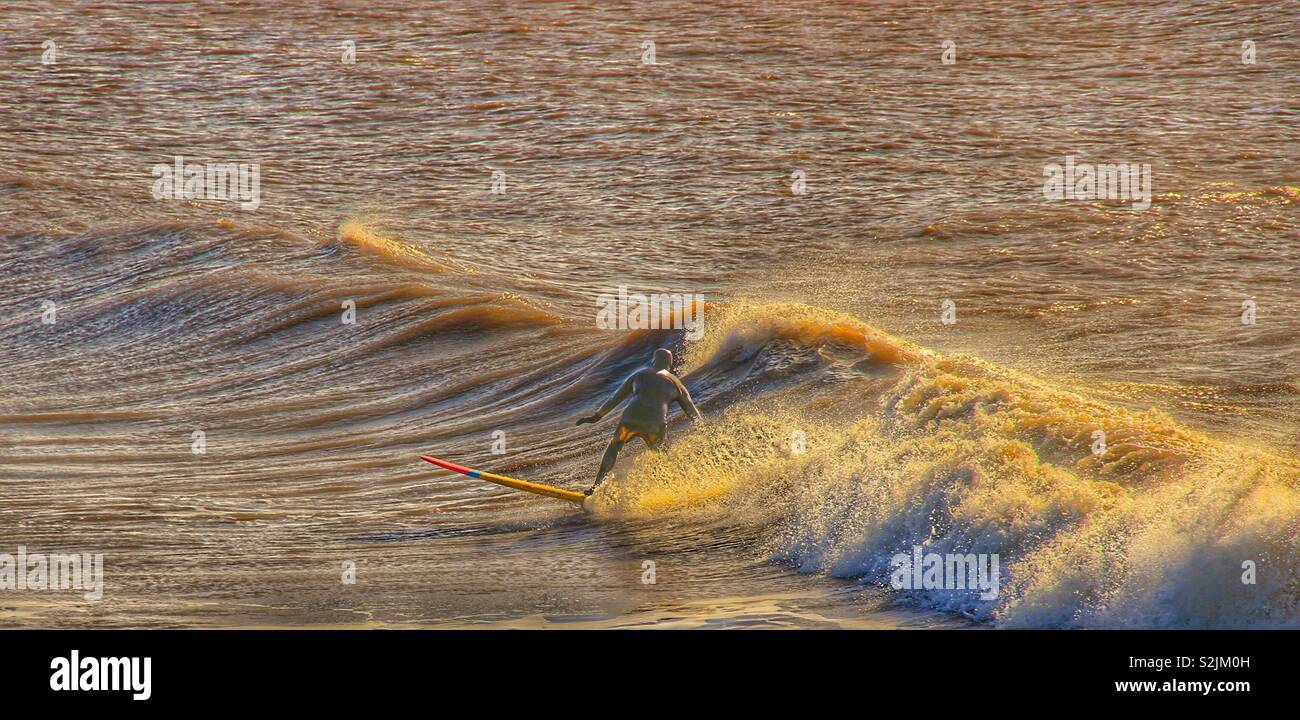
[576,348,703,494]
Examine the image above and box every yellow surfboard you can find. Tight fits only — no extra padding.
[420,455,587,504]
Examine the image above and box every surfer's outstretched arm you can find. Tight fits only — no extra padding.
[576,375,634,424]
[674,379,703,422]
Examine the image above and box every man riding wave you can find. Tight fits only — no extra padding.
[576,348,703,494]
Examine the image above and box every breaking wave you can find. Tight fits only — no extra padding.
[589,303,1300,628]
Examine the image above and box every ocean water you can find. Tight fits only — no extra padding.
[0,1,1297,628]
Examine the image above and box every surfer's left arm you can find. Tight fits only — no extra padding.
[576,375,634,425]
[675,380,703,423]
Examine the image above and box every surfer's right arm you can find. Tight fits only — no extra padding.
[576,375,634,425]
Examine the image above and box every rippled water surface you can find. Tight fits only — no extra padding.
[1,1,1297,628]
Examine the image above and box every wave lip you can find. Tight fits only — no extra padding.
[334,220,464,274]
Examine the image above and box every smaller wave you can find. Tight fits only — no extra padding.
[359,303,566,354]
[1266,185,1300,203]
[685,302,928,372]
[334,220,465,274]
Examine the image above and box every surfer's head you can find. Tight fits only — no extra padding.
[651,348,673,371]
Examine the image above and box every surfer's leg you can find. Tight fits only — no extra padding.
[588,430,625,495]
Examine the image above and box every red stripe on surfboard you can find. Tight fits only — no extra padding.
[420,455,475,476]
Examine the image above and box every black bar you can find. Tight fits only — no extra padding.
[2,629,1284,708]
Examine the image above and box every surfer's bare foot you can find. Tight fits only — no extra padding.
[584,486,596,496]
